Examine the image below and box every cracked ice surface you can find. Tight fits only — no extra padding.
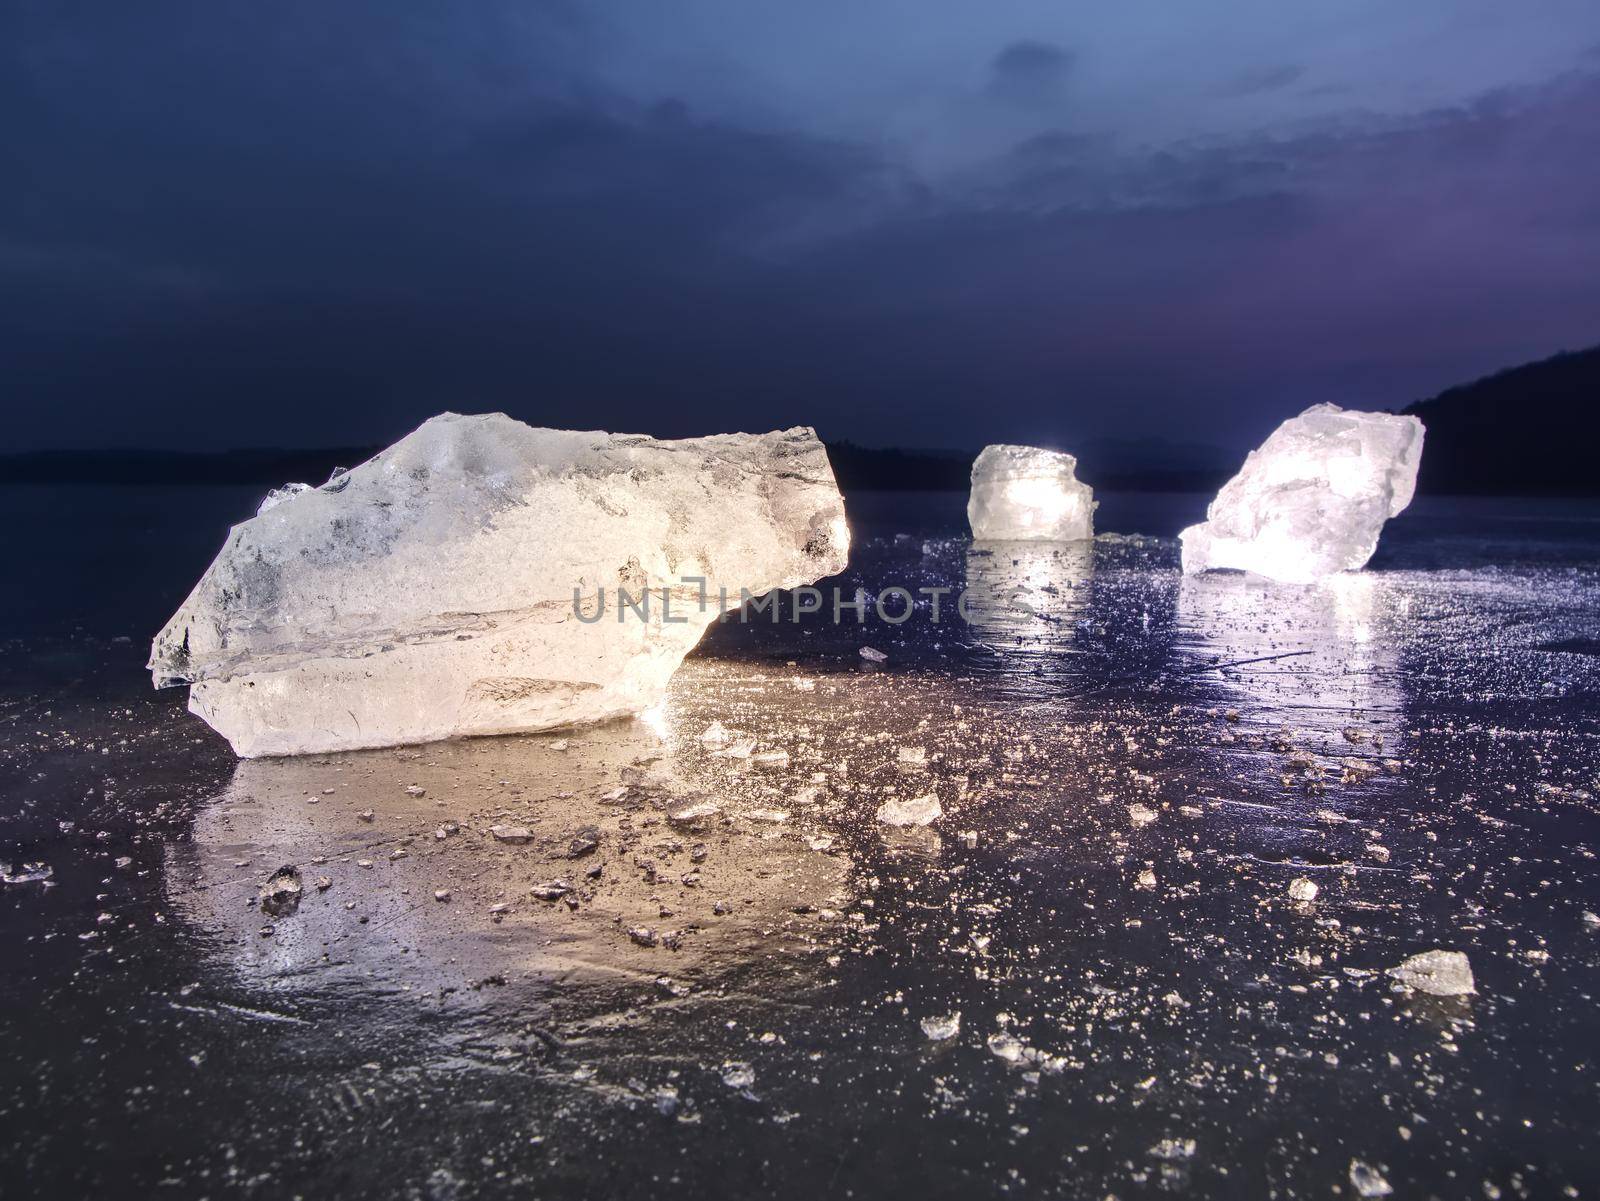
[967,444,1095,542]
[1180,404,1423,584]
[148,413,849,757]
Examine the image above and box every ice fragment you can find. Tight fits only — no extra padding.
[876,794,942,827]
[149,414,848,756]
[1387,949,1474,996]
[967,444,1095,542]
[1180,404,1423,583]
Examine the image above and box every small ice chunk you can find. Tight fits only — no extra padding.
[985,1032,1065,1072]
[1287,877,1319,901]
[1387,949,1474,996]
[876,794,942,827]
[1348,1160,1393,1198]
[1180,404,1424,583]
[258,865,303,916]
[1148,1139,1196,1162]
[986,1032,1026,1063]
[967,444,1095,542]
[896,746,927,767]
[920,1012,961,1041]
[1,862,53,885]
[1128,803,1158,827]
[859,646,888,663]
[698,721,733,747]
[666,798,722,829]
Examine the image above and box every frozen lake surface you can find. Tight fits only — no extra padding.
[3,486,1600,1198]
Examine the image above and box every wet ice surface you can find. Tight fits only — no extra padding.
[4,488,1600,1198]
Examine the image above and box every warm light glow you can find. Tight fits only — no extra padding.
[830,515,852,557]
[1003,477,1076,529]
[638,704,670,739]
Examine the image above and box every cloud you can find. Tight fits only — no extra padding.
[1213,64,1306,99]
[986,40,1074,107]
[1,3,1597,454]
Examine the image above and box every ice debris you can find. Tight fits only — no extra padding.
[1387,949,1474,996]
[258,865,303,917]
[149,414,849,756]
[698,721,733,747]
[666,799,722,830]
[967,444,1095,542]
[985,1032,1065,1072]
[1148,1139,1196,1162]
[920,1012,961,1041]
[1348,1160,1393,1198]
[1,862,53,886]
[1180,404,1423,583]
[876,794,942,827]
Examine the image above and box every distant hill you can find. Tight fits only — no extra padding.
[1403,345,1600,495]
[0,446,377,488]
[0,438,1230,494]
[823,442,971,491]
[823,440,1232,492]
[3,348,1593,494]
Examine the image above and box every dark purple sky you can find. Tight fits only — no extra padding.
[5,0,1599,454]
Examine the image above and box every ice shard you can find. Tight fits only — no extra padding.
[149,413,849,757]
[967,445,1095,541]
[1180,404,1424,584]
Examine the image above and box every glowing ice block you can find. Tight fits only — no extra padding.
[149,413,849,757]
[1180,404,1423,584]
[967,445,1095,541]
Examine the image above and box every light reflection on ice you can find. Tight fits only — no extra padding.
[1175,571,1405,754]
[166,709,853,1003]
[963,541,1093,651]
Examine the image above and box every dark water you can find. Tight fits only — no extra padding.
[3,485,1600,1199]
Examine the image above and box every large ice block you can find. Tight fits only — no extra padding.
[967,445,1095,541]
[149,414,849,757]
[1180,404,1423,584]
